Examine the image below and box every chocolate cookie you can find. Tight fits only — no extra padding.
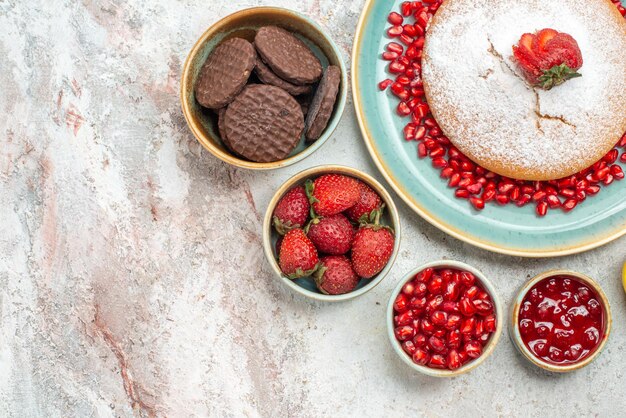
[223,84,304,162]
[217,107,231,148]
[305,65,341,142]
[255,26,322,85]
[195,38,256,109]
[255,58,312,96]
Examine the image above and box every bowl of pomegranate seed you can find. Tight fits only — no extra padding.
[510,269,612,372]
[181,7,347,170]
[388,261,503,376]
[263,165,401,301]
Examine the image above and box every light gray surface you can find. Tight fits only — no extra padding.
[0,0,625,417]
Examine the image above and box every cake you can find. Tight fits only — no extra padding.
[422,0,626,181]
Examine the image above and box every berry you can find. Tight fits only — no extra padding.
[306,174,360,217]
[306,214,355,255]
[314,255,359,295]
[345,180,384,223]
[278,229,319,279]
[272,186,310,235]
[512,28,583,89]
[351,225,395,278]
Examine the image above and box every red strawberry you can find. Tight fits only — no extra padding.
[279,229,319,279]
[272,186,310,235]
[306,214,355,255]
[344,180,384,223]
[351,211,395,279]
[512,28,583,90]
[306,174,359,217]
[314,255,359,295]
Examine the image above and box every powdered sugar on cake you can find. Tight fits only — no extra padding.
[422,0,626,180]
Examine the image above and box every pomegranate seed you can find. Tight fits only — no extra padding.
[400,1,412,16]
[397,102,411,116]
[465,285,479,299]
[413,333,427,347]
[395,310,415,326]
[428,354,446,368]
[611,165,624,179]
[427,295,444,311]
[402,340,417,356]
[586,185,600,195]
[409,296,427,311]
[536,201,548,217]
[394,294,408,312]
[460,272,475,287]
[395,325,415,341]
[445,314,462,330]
[464,341,483,359]
[412,348,430,365]
[470,197,485,210]
[621,153,626,163]
[562,199,577,212]
[378,79,393,90]
[473,299,493,315]
[442,301,459,313]
[402,24,417,37]
[484,315,497,333]
[546,194,561,208]
[455,189,470,199]
[459,297,477,316]
[495,194,509,205]
[460,317,475,334]
[447,349,462,370]
[416,268,433,282]
[431,310,447,326]
[414,126,426,140]
[388,11,404,25]
[428,335,446,352]
[402,281,415,296]
[387,42,404,54]
[420,318,435,335]
[603,174,614,185]
[382,51,399,60]
[387,25,403,37]
[389,61,406,73]
[427,276,444,295]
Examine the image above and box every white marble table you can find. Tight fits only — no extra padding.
[1,0,625,416]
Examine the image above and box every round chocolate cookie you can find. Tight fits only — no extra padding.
[305,65,341,142]
[223,84,304,162]
[255,58,312,96]
[195,37,256,109]
[217,107,233,150]
[255,26,322,85]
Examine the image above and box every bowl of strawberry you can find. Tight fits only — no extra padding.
[388,261,503,376]
[263,165,400,301]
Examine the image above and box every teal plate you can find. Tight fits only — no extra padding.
[352,0,626,257]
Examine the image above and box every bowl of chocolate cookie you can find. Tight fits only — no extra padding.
[181,7,348,169]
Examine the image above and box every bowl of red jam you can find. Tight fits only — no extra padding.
[387,260,503,377]
[511,270,612,372]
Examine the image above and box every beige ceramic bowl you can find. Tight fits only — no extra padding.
[387,260,504,377]
[180,7,348,169]
[263,165,401,302]
[510,269,612,373]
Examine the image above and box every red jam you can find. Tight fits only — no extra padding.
[393,267,497,370]
[518,275,605,365]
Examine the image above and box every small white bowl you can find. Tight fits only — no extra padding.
[387,260,503,377]
[510,269,612,373]
[263,164,401,302]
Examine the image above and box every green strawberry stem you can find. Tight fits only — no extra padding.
[304,179,320,219]
[312,265,329,294]
[286,264,319,280]
[538,63,581,90]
